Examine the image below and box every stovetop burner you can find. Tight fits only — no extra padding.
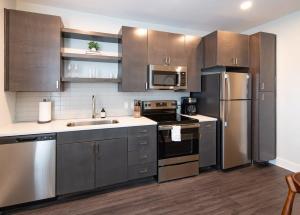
[144,113,198,125]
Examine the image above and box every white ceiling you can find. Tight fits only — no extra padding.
[22,0,300,32]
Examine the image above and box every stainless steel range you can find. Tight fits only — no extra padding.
[142,100,199,183]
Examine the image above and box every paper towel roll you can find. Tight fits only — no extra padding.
[38,100,52,123]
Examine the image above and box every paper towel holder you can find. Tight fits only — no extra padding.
[37,98,52,124]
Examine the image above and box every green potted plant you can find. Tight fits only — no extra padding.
[88,41,100,52]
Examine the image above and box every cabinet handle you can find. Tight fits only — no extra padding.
[145,82,148,90]
[262,93,265,101]
[139,141,148,145]
[56,80,59,89]
[139,129,148,133]
[261,82,265,90]
[235,58,238,65]
[168,56,171,65]
[164,56,168,65]
[139,169,148,174]
[140,155,148,159]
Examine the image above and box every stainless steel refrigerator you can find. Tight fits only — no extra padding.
[191,68,252,169]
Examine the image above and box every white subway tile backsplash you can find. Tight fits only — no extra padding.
[15,83,189,122]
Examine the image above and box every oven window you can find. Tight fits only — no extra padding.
[158,127,199,159]
[152,71,178,86]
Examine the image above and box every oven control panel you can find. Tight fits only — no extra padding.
[142,100,177,110]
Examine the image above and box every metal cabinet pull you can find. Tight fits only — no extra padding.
[139,141,148,145]
[235,58,238,65]
[168,56,171,65]
[261,82,265,90]
[145,82,148,90]
[56,80,59,89]
[139,169,148,174]
[139,129,148,133]
[140,155,148,159]
[164,56,168,65]
[262,93,265,101]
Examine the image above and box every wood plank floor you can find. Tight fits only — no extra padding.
[11,165,300,215]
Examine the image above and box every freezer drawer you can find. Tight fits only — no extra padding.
[220,100,251,169]
[0,135,56,207]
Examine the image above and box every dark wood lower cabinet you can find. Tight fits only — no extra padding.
[57,126,157,196]
[96,138,128,187]
[199,121,217,168]
[57,142,95,195]
[253,92,276,162]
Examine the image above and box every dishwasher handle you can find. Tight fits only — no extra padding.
[16,137,38,142]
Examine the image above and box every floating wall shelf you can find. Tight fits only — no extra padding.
[62,28,121,43]
[61,53,121,63]
[61,77,121,83]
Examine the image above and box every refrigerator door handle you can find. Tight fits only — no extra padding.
[225,74,231,100]
[224,101,230,127]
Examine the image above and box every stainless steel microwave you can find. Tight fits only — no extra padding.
[147,65,187,90]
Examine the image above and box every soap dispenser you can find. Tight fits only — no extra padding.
[100,108,106,118]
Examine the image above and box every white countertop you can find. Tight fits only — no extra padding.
[182,114,218,122]
[0,116,157,137]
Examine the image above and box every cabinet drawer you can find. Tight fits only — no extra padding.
[128,125,156,137]
[199,122,216,130]
[128,135,155,151]
[128,162,157,180]
[128,148,157,165]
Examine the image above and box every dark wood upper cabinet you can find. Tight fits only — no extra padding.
[250,32,276,94]
[148,30,186,66]
[5,9,62,92]
[118,26,148,92]
[203,31,249,68]
[185,36,202,92]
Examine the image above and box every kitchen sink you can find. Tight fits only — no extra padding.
[66,120,119,127]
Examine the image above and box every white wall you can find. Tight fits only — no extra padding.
[0,0,16,126]
[13,1,209,122]
[244,11,300,172]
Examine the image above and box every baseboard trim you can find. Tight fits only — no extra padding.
[270,157,300,172]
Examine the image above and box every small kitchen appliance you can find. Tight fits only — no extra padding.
[181,97,197,116]
[147,65,187,90]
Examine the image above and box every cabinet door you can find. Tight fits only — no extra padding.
[148,30,169,65]
[199,122,217,167]
[119,26,148,92]
[258,92,276,161]
[235,34,249,67]
[185,36,202,92]
[217,31,237,67]
[57,142,95,195]
[259,33,276,92]
[168,33,186,66]
[5,9,62,92]
[96,138,127,187]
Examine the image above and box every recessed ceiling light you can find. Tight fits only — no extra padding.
[240,1,253,10]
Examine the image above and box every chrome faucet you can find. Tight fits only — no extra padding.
[92,95,96,118]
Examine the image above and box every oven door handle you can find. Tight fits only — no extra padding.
[158,123,200,131]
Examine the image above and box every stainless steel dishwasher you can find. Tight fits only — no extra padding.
[0,134,56,207]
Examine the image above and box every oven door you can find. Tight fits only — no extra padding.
[158,123,199,160]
